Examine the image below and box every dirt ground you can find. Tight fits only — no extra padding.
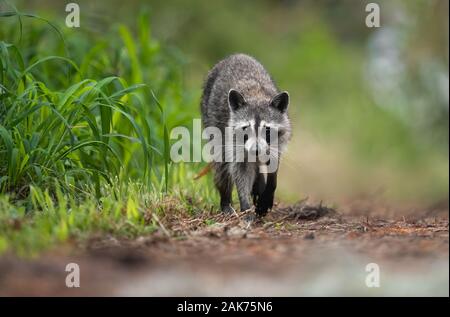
[0,200,448,296]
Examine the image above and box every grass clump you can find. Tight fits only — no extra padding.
[0,6,214,256]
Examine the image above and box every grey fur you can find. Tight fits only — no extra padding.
[201,54,292,215]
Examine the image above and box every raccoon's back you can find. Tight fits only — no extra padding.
[201,54,278,130]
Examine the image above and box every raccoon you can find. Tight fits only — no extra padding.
[201,54,291,217]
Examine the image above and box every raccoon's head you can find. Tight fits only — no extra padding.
[227,89,291,165]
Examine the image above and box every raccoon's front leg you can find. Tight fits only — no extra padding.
[213,163,234,214]
[232,163,256,212]
[255,171,277,216]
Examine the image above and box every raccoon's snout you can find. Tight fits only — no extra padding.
[245,138,268,157]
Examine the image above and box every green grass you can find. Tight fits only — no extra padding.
[0,5,216,256]
[0,165,217,257]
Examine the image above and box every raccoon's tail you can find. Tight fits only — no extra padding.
[194,163,212,180]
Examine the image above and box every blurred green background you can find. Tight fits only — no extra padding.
[2,0,449,207]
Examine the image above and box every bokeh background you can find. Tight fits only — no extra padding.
[0,0,448,297]
[4,0,449,208]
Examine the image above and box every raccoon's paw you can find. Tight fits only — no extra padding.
[243,212,257,223]
[255,205,270,217]
[221,204,236,215]
[239,203,252,213]
[255,194,274,217]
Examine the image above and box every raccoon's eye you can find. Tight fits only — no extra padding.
[265,127,271,144]
[238,126,249,143]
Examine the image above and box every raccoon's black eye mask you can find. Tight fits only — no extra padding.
[258,126,286,145]
[277,128,287,139]
[265,127,271,144]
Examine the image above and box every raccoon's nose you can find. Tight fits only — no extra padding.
[251,142,267,156]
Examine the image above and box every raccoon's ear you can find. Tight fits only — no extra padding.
[228,89,246,112]
[270,91,289,113]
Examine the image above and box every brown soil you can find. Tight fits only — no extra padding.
[0,200,448,296]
